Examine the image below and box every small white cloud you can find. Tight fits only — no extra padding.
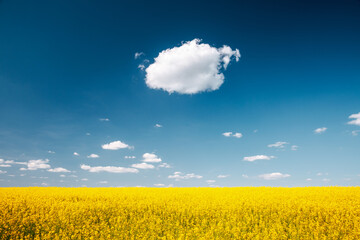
[233,133,243,138]
[81,178,88,181]
[243,155,274,162]
[154,124,162,128]
[268,141,288,148]
[217,175,229,178]
[258,172,290,180]
[99,181,108,184]
[125,156,136,159]
[348,112,360,126]
[168,172,203,181]
[206,180,216,184]
[0,170,7,174]
[131,163,155,169]
[21,159,51,171]
[222,132,233,137]
[316,172,328,176]
[134,52,144,59]
[322,178,330,182]
[87,154,99,158]
[154,183,165,187]
[86,133,91,136]
[99,118,110,122]
[145,39,240,94]
[158,163,171,168]
[314,127,327,134]
[102,140,131,150]
[41,182,48,186]
[142,153,162,163]
[306,178,312,181]
[0,164,11,167]
[351,130,360,136]
[48,150,55,154]
[242,174,249,178]
[73,152,80,156]
[291,145,299,151]
[138,64,145,71]
[223,132,242,138]
[60,174,66,178]
[48,167,71,173]
[81,164,139,173]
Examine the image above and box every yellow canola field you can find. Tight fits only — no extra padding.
[1,187,360,239]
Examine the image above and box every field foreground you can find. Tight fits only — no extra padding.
[1,187,360,239]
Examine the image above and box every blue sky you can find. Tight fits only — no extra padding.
[0,0,359,187]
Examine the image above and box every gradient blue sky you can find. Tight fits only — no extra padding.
[0,0,359,187]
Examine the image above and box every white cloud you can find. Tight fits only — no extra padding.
[243,155,274,162]
[306,178,312,181]
[48,167,71,173]
[268,141,288,148]
[258,172,290,180]
[138,64,145,71]
[348,112,360,126]
[222,132,232,137]
[242,174,249,178]
[73,152,80,156]
[322,178,330,182]
[102,140,131,150]
[60,174,66,178]
[154,123,162,128]
[48,150,55,154]
[206,180,216,184]
[80,164,139,173]
[0,170,6,174]
[222,132,242,138]
[135,52,144,59]
[87,154,99,158]
[158,163,171,168]
[125,156,136,159]
[81,178,88,181]
[351,130,360,136]
[168,172,203,181]
[142,153,162,163]
[21,159,51,171]
[291,145,299,151]
[131,163,155,169]
[314,127,327,134]
[99,118,110,121]
[0,164,11,167]
[154,183,165,187]
[99,181,108,184]
[145,39,240,94]
[217,175,229,178]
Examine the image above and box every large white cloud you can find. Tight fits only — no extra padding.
[243,155,275,162]
[145,39,240,94]
[348,112,360,126]
[258,172,290,180]
[142,153,162,163]
[80,164,138,173]
[102,140,131,150]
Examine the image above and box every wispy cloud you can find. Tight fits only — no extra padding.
[134,52,144,59]
[99,118,110,122]
[125,156,136,159]
[206,180,216,184]
[102,140,131,150]
[158,163,171,168]
[351,130,360,136]
[348,112,360,126]
[154,183,165,187]
[268,141,288,148]
[154,123,162,128]
[314,127,327,134]
[87,154,99,158]
[80,164,139,173]
[168,172,203,181]
[243,155,275,162]
[48,150,55,154]
[217,175,229,178]
[291,145,299,151]
[258,172,290,180]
